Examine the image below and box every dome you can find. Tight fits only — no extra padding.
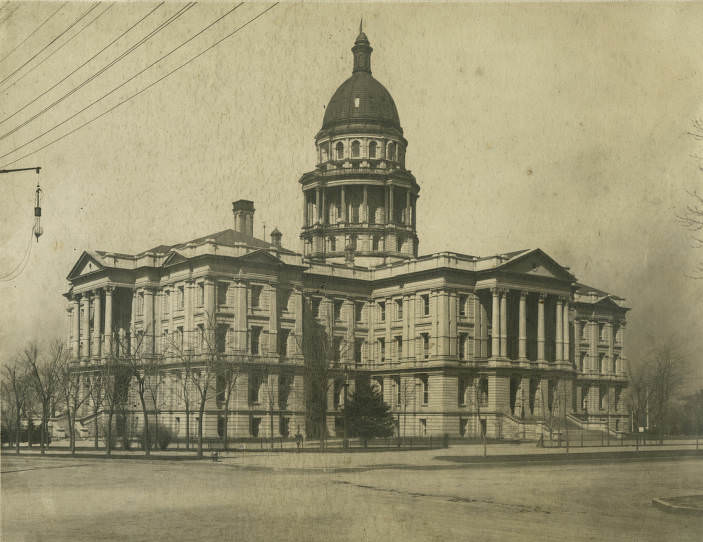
[321,29,401,133]
[322,72,401,131]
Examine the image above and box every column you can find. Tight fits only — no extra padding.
[589,319,598,373]
[92,290,102,358]
[184,280,193,351]
[315,187,321,224]
[321,188,327,225]
[362,185,368,224]
[499,289,508,358]
[563,300,570,365]
[383,185,388,224]
[389,185,394,224]
[294,288,303,357]
[555,297,563,362]
[303,191,308,227]
[144,288,154,354]
[405,189,411,226]
[537,293,546,362]
[607,322,614,374]
[518,291,527,360]
[384,297,392,362]
[82,293,91,359]
[408,293,416,360]
[234,278,248,353]
[473,295,482,359]
[448,291,457,358]
[268,283,278,356]
[439,291,450,358]
[72,295,81,359]
[491,288,500,358]
[104,286,113,355]
[341,186,347,223]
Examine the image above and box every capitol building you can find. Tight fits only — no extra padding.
[64,29,630,441]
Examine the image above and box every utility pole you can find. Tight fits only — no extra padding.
[343,365,349,449]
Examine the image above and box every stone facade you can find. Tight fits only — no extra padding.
[64,29,629,441]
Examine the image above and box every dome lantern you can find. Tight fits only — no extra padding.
[352,20,372,74]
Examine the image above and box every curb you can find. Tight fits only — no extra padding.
[652,496,703,515]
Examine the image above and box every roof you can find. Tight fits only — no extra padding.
[145,228,297,256]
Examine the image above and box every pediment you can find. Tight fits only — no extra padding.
[67,252,104,280]
[497,249,575,282]
[162,251,189,267]
[236,250,284,266]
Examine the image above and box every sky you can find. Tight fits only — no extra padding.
[1,1,702,384]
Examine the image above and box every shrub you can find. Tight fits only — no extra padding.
[137,424,174,451]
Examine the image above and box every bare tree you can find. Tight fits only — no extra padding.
[165,329,193,450]
[58,356,90,455]
[117,329,151,456]
[166,313,219,458]
[97,353,132,456]
[24,341,64,454]
[2,360,29,455]
[648,346,686,443]
[86,361,105,449]
[143,354,166,451]
[678,119,703,277]
[214,354,240,451]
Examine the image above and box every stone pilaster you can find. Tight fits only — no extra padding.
[72,295,81,359]
[491,288,500,358]
[555,297,563,362]
[92,289,101,358]
[499,289,508,358]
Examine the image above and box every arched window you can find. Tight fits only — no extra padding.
[478,377,488,407]
[351,140,360,158]
[335,141,344,160]
[387,142,396,161]
[369,141,377,158]
[320,142,329,162]
[328,236,336,252]
[396,235,403,252]
[612,355,618,374]
[372,234,381,251]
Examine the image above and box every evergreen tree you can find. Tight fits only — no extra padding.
[344,379,395,447]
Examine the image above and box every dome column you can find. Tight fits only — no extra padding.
[341,186,347,224]
[315,187,321,224]
[362,186,368,224]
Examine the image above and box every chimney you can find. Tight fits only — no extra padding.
[232,200,255,237]
[270,227,282,249]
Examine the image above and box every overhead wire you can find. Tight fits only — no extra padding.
[2,2,115,94]
[0,3,100,89]
[0,2,66,65]
[0,1,280,168]
[0,225,35,282]
[0,2,194,142]
[0,2,164,127]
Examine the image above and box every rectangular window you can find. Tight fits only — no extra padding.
[421,333,430,359]
[251,285,263,309]
[394,335,403,360]
[458,333,467,360]
[177,326,183,349]
[216,324,228,354]
[217,282,228,307]
[379,301,386,322]
[198,283,204,307]
[333,336,342,362]
[282,289,292,312]
[419,418,427,435]
[378,338,385,363]
[164,291,170,315]
[334,300,343,321]
[312,297,321,318]
[249,374,262,404]
[394,375,401,406]
[459,295,468,317]
[395,299,403,320]
[279,329,289,357]
[355,302,363,323]
[421,375,429,405]
[197,324,205,350]
[137,292,144,316]
[251,326,262,355]
[458,377,467,406]
[354,338,363,364]
[421,294,430,317]
[177,286,184,310]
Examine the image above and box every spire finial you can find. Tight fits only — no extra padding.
[360,18,363,33]
[352,22,372,73]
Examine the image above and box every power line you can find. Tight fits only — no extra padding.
[2,3,115,94]
[0,1,278,167]
[0,3,100,89]
[0,2,66,65]
[0,2,193,142]
[0,3,164,127]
